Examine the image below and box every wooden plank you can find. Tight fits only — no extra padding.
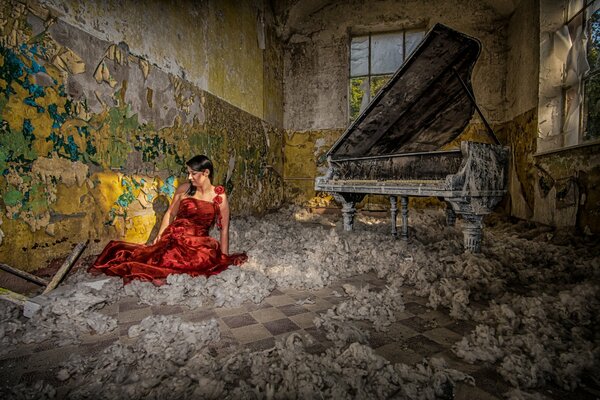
[0,263,49,286]
[42,239,89,294]
[0,287,28,306]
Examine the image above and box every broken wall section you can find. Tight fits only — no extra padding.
[0,1,284,271]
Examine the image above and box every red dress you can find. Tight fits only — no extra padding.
[90,187,247,285]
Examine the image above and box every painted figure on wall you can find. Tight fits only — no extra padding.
[90,155,247,284]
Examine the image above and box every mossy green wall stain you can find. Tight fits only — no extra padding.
[0,121,37,170]
[3,187,23,206]
[0,93,7,111]
[105,105,140,168]
[26,182,47,213]
[0,46,26,95]
[188,130,225,158]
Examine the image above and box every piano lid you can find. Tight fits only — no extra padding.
[329,23,482,160]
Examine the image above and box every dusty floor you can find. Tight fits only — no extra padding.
[0,208,598,399]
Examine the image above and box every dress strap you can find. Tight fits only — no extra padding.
[213,186,225,229]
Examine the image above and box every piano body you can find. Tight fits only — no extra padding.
[314,24,509,253]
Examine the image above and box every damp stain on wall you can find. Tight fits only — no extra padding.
[283,129,341,205]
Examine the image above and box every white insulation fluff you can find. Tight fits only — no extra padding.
[0,206,598,398]
[58,324,472,400]
[59,315,221,400]
[124,266,276,308]
[0,277,123,352]
[314,283,405,346]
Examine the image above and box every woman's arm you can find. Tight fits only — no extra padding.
[152,183,188,244]
[218,192,230,255]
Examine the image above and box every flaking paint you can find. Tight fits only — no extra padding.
[0,1,284,271]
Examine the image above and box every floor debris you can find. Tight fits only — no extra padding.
[0,207,598,399]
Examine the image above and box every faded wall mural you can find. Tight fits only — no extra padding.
[0,1,284,271]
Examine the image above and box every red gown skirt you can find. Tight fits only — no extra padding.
[90,197,247,285]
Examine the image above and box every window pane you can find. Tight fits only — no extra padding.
[349,77,369,121]
[405,30,425,58]
[350,36,369,77]
[371,32,404,75]
[583,73,600,141]
[587,3,600,72]
[370,75,392,99]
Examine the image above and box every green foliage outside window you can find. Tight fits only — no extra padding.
[349,77,367,122]
[370,75,392,99]
[584,7,600,140]
[349,75,393,122]
[584,73,599,140]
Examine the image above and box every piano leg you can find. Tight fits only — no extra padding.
[400,196,409,241]
[390,196,398,237]
[445,197,498,253]
[332,193,364,231]
[445,202,456,226]
[462,214,484,253]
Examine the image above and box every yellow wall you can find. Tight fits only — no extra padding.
[283,129,341,205]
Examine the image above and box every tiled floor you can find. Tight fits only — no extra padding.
[1,272,598,399]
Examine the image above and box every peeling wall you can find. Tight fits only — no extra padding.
[498,0,539,221]
[0,1,284,271]
[532,145,600,232]
[37,0,284,127]
[496,109,538,220]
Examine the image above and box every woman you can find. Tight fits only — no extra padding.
[90,155,247,285]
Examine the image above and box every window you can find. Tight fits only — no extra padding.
[349,30,424,122]
[563,0,600,144]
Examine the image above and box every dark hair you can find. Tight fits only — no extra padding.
[185,155,214,196]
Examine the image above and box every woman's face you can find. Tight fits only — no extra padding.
[187,167,209,186]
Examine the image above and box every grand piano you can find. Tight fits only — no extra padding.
[315,23,509,253]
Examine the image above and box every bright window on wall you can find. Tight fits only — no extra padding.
[563,0,600,145]
[349,30,424,122]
